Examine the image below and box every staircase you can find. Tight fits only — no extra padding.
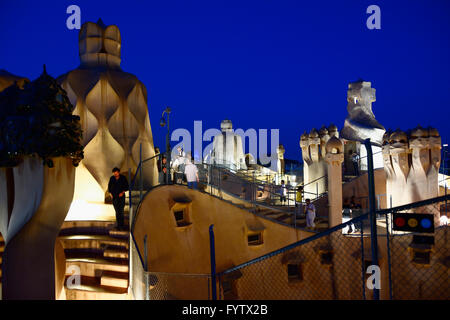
[236,200,329,232]
[58,192,139,300]
[196,164,330,232]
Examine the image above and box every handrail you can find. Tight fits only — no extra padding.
[375,194,450,216]
[204,162,330,205]
[129,152,161,195]
[300,175,327,188]
[130,161,142,191]
[130,227,146,270]
[199,164,290,204]
[358,150,383,161]
[142,152,161,163]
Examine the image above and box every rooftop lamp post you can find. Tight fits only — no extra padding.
[443,144,448,176]
[160,106,172,184]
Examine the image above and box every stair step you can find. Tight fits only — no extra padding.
[255,208,273,214]
[59,235,129,250]
[65,250,128,264]
[66,257,129,277]
[61,220,128,230]
[108,229,129,238]
[65,276,128,300]
[60,226,130,238]
[60,227,111,237]
[104,248,129,259]
[100,271,129,288]
[264,211,284,216]
[264,213,287,220]
[281,216,295,224]
[64,248,105,258]
[275,213,291,221]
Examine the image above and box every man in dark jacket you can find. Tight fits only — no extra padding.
[108,167,129,230]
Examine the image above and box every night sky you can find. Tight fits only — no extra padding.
[1,0,449,161]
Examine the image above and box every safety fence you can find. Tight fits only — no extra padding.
[146,272,211,300]
[216,195,449,300]
[388,225,448,300]
[218,215,370,300]
[383,197,449,300]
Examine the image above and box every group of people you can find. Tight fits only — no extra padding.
[157,147,199,189]
[279,180,316,229]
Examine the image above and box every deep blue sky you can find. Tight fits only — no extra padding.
[1,0,449,160]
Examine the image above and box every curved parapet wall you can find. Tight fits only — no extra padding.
[58,19,158,195]
[132,185,313,299]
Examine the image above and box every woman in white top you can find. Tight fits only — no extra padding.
[184,158,199,189]
[304,199,316,228]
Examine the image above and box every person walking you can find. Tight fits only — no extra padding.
[351,151,360,176]
[108,167,129,230]
[280,180,287,205]
[184,157,199,189]
[304,198,316,229]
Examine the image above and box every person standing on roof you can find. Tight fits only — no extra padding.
[304,198,316,229]
[184,156,199,189]
[108,167,129,230]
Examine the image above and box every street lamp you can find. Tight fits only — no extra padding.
[160,106,172,184]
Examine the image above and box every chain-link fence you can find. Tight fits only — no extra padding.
[216,196,449,300]
[388,226,449,300]
[218,215,370,300]
[146,272,211,300]
[384,197,449,300]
